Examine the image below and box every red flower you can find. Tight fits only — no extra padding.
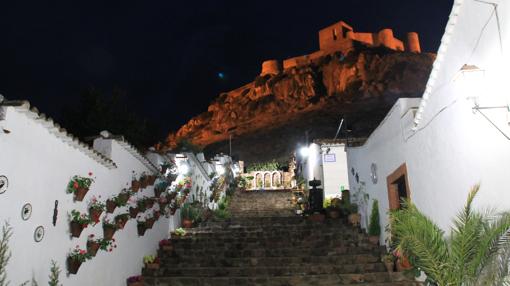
[88,172,93,176]
[109,249,112,252]
[73,182,79,189]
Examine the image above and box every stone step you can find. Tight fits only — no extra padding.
[143,272,420,286]
[159,253,383,267]
[145,263,387,276]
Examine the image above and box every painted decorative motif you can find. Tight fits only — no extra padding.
[21,203,32,220]
[52,200,58,226]
[34,226,44,242]
[370,163,378,184]
[0,175,8,194]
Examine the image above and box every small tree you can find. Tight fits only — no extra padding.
[368,200,381,236]
[48,260,60,286]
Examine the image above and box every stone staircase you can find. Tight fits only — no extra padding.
[142,191,420,286]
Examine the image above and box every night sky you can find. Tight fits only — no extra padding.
[0,0,453,140]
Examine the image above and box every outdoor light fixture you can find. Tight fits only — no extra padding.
[300,147,310,157]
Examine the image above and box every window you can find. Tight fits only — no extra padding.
[386,163,411,210]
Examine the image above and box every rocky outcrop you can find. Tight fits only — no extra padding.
[164,47,434,164]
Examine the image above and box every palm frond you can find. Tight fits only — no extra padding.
[0,222,12,286]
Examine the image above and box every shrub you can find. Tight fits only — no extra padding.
[368,200,381,236]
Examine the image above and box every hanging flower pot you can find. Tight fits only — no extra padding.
[146,199,155,209]
[154,211,161,221]
[106,199,116,213]
[70,221,85,238]
[118,192,130,204]
[146,218,156,229]
[131,180,141,193]
[148,175,157,186]
[103,225,116,240]
[159,239,173,252]
[89,208,103,224]
[74,187,89,201]
[396,256,412,272]
[67,257,82,274]
[115,214,129,229]
[137,223,147,236]
[154,188,163,198]
[87,240,100,257]
[129,207,139,218]
[140,177,148,189]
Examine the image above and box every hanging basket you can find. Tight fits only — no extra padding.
[74,187,89,202]
[67,257,82,274]
[137,223,147,236]
[106,200,117,213]
[103,226,116,240]
[87,240,100,257]
[89,208,103,223]
[70,222,85,238]
[129,207,139,218]
[131,180,140,193]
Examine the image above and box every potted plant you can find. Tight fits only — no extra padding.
[137,198,147,213]
[368,200,381,244]
[66,173,94,201]
[140,173,148,189]
[136,216,147,236]
[86,234,101,257]
[88,196,105,225]
[143,255,160,270]
[147,174,157,186]
[381,253,395,272]
[159,239,173,252]
[102,217,118,240]
[126,275,143,286]
[145,213,155,229]
[131,171,141,193]
[128,198,139,218]
[180,203,196,228]
[158,196,169,209]
[118,189,132,205]
[171,227,187,238]
[115,213,130,229]
[348,203,361,226]
[106,198,117,213]
[154,181,168,198]
[67,246,91,274]
[153,210,161,221]
[146,197,155,209]
[69,210,91,238]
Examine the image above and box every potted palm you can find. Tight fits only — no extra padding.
[88,196,105,225]
[67,246,91,274]
[66,173,94,201]
[367,199,381,245]
[102,217,118,240]
[69,210,91,238]
[389,185,510,285]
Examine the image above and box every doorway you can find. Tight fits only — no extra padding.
[386,163,411,210]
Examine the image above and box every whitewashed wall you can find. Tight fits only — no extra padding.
[347,0,510,246]
[0,104,178,286]
[321,144,350,198]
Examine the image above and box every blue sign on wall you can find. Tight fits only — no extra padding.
[324,153,336,162]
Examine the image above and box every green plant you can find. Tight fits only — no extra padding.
[181,203,199,221]
[174,228,187,236]
[390,185,510,286]
[143,255,157,264]
[69,210,92,225]
[0,222,12,286]
[88,195,105,211]
[48,260,60,286]
[368,200,381,236]
[246,160,281,172]
[323,197,332,209]
[66,174,94,194]
[68,246,92,263]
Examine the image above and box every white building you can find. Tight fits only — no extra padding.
[301,140,350,198]
[346,0,510,245]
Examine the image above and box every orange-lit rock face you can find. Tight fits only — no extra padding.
[164,47,434,163]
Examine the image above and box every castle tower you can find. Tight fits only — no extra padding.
[260,60,281,76]
[377,29,395,50]
[405,32,421,53]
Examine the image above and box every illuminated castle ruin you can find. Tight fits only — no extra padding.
[260,20,421,75]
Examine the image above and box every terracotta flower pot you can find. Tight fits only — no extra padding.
[182,219,193,229]
[106,200,117,213]
[131,180,140,193]
[116,216,128,229]
[87,240,100,257]
[129,207,139,218]
[140,178,148,189]
[103,226,116,240]
[146,218,155,229]
[368,235,380,245]
[146,199,154,209]
[148,175,157,186]
[67,257,82,274]
[137,224,147,236]
[154,188,163,198]
[70,222,85,238]
[161,166,168,174]
[384,261,394,272]
[74,187,89,202]
[89,208,103,224]
[118,193,130,204]
[396,256,412,272]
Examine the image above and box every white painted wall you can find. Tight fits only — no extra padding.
[320,144,350,198]
[0,105,179,286]
[347,0,510,246]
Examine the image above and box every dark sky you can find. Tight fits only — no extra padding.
[0,0,453,139]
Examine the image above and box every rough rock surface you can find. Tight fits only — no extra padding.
[164,47,434,164]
